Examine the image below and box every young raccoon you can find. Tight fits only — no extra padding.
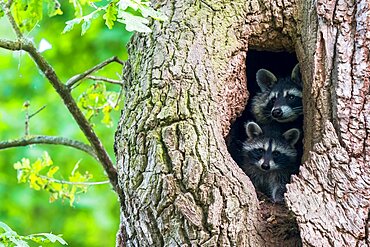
[251,64,303,125]
[241,121,300,202]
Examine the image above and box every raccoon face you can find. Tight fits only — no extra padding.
[243,122,300,172]
[252,64,303,123]
[267,86,302,123]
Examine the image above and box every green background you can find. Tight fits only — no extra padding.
[0,3,132,246]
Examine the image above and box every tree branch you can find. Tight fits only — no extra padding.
[86,75,124,86]
[24,45,119,191]
[29,105,47,119]
[0,10,121,194]
[0,0,22,38]
[0,135,98,161]
[66,56,124,89]
[0,38,23,51]
[38,175,110,186]
[5,0,14,8]
[24,101,30,136]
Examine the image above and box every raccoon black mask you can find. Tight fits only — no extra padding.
[241,122,300,202]
[251,64,303,124]
[243,122,300,171]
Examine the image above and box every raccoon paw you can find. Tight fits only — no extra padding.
[271,186,286,203]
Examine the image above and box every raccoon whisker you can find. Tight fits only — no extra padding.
[293,109,303,114]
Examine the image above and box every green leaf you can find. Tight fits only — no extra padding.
[63,18,82,34]
[0,221,14,233]
[29,173,42,190]
[31,159,44,173]
[138,3,168,21]
[117,11,151,33]
[117,0,136,11]
[14,158,31,183]
[11,0,43,32]
[13,158,31,169]
[47,166,59,177]
[63,9,101,35]
[102,105,113,127]
[0,221,67,246]
[13,153,94,206]
[46,0,63,17]
[103,2,117,29]
[77,82,120,127]
[42,151,53,166]
[29,0,43,21]
[27,233,67,245]
[69,0,90,17]
[9,238,29,247]
[81,19,91,35]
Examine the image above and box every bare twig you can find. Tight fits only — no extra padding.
[86,75,124,86]
[29,105,47,119]
[23,102,46,136]
[6,0,14,8]
[38,175,110,186]
[23,101,30,136]
[0,135,98,160]
[66,56,124,89]
[0,11,120,193]
[0,38,23,50]
[0,0,22,38]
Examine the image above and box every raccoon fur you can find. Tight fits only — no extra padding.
[251,64,303,126]
[240,121,300,202]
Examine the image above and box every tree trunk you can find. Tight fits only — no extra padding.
[114,0,370,246]
[285,0,370,246]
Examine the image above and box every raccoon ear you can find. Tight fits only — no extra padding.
[283,128,300,146]
[256,69,277,91]
[245,122,263,139]
[291,64,302,86]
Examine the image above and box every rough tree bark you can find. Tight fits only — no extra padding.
[114,0,369,246]
[285,0,370,246]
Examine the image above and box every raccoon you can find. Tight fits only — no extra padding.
[240,121,300,202]
[251,64,303,125]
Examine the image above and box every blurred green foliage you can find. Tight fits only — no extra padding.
[0,2,132,246]
[0,221,67,246]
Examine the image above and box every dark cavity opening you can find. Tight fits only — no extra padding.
[246,50,299,100]
[226,50,303,199]
[226,49,303,246]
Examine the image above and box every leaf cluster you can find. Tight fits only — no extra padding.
[0,221,67,247]
[77,82,120,127]
[14,152,93,206]
[10,0,63,32]
[0,0,167,35]
[64,0,168,35]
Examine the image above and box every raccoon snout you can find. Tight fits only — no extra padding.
[271,108,283,118]
[261,163,270,170]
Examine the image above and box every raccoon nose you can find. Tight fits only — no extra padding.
[272,108,283,118]
[261,163,270,170]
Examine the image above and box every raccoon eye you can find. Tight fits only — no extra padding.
[270,96,276,103]
[272,151,281,157]
[256,148,264,155]
[286,94,295,101]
